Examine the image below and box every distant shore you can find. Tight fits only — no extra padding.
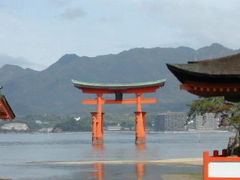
[0,129,231,134]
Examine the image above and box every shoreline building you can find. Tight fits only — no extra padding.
[154,112,187,131]
[189,113,219,130]
[1,123,29,131]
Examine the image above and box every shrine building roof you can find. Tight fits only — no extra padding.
[167,53,240,84]
[166,53,240,102]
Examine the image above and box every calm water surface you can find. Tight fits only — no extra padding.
[0,131,233,179]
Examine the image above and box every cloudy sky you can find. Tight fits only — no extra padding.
[0,0,240,70]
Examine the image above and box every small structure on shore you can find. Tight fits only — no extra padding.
[1,123,28,131]
[72,79,166,144]
[106,124,121,131]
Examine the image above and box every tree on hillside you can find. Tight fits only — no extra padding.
[187,97,240,156]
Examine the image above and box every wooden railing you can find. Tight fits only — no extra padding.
[203,150,240,180]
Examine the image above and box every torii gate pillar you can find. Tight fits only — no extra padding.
[91,112,104,144]
[91,94,104,144]
[135,93,146,144]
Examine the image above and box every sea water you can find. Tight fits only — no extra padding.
[0,131,233,179]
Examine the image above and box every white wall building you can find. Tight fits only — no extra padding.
[193,113,218,130]
[1,123,29,131]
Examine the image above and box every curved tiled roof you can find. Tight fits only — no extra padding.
[72,79,166,90]
[167,53,240,83]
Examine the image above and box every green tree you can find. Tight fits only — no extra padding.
[187,97,240,156]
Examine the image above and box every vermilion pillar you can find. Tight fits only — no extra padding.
[91,112,104,144]
[91,94,104,144]
[135,112,147,144]
[135,93,146,144]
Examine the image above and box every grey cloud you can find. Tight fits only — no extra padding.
[61,7,86,20]
[140,0,240,48]
[49,0,86,20]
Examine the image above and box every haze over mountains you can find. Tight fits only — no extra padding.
[0,43,239,115]
[0,54,44,70]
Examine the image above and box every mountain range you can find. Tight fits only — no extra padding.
[0,43,239,115]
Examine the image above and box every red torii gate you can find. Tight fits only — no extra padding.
[72,79,166,144]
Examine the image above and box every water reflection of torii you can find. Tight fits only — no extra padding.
[92,163,104,180]
[92,163,146,180]
[92,144,146,180]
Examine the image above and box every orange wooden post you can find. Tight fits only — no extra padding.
[91,113,104,144]
[135,93,146,144]
[203,151,210,180]
[91,112,97,142]
[142,112,146,135]
[135,112,146,144]
[91,94,104,144]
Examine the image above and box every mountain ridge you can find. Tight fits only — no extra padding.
[0,43,239,115]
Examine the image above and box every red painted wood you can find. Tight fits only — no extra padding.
[0,99,15,120]
[83,98,157,104]
[80,86,163,94]
[181,82,240,92]
[203,150,240,180]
